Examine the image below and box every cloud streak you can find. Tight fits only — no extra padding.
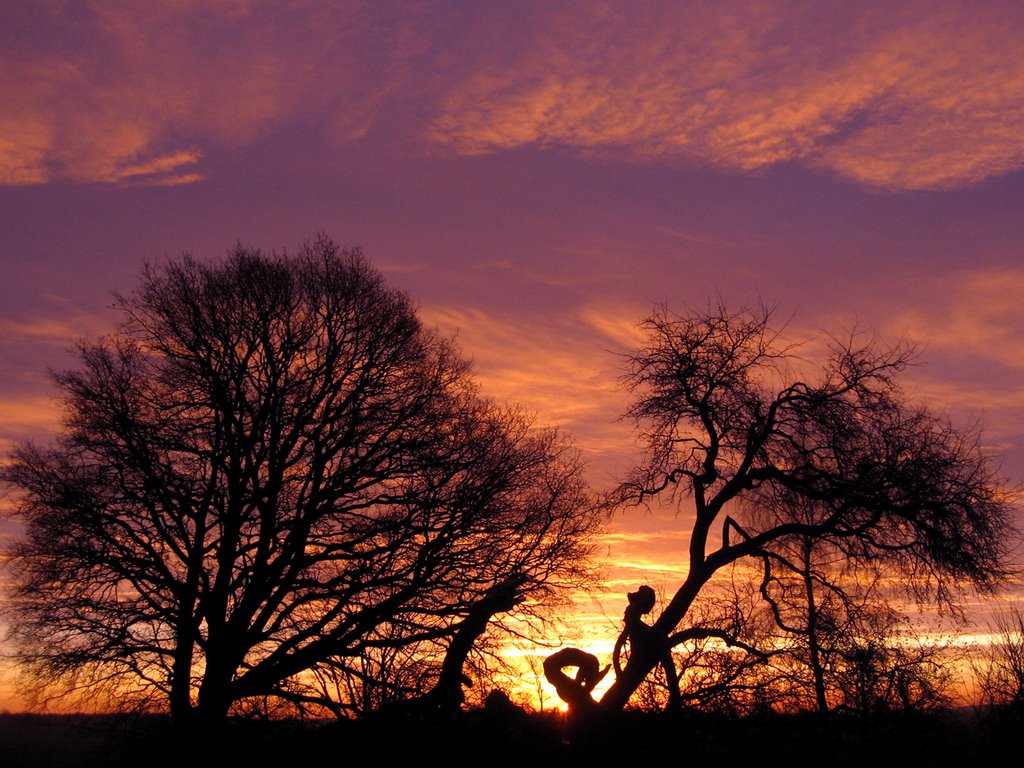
[3,2,1022,190]
[428,2,1024,191]
[419,301,641,480]
[0,0,406,185]
[888,268,1024,371]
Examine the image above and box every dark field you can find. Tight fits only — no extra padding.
[1,707,1020,768]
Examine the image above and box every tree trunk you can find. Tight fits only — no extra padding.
[169,634,195,724]
[801,538,829,713]
[598,570,706,713]
[170,527,205,725]
[196,641,238,728]
[195,679,233,728]
[417,577,524,714]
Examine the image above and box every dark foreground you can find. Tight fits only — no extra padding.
[1,706,1019,768]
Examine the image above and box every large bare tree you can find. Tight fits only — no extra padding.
[548,302,1013,717]
[2,238,598,726]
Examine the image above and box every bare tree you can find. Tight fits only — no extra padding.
[755,519,961,715]
[1,238,599,727]
[973,607,1024,711]
[827,606,957,715]
[556,301,1013,717]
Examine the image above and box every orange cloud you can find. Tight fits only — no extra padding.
[888,268,1024,370]
[92,148,203,186]
[420,302,638,458]
[0,114,53,185]
[839,267,1024,465]
[6,2,1022,190]
[0,1,390,185]
[428,2,1024,191]
[0,300,115,345]
[0,301,116,454]
[0,396,61,456]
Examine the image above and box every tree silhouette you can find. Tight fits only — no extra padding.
[755,520,958,714]
[973,607,1024,712]
[549,301,1013,717]
[1,238,598,726]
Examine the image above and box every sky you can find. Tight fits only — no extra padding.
[1,0,1023,710]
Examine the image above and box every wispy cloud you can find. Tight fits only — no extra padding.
[420,302,637,470]
[0,300,115,454]
[887,268,1024,371]
[0,395,61,455]
[427,2,1024,191]
[0,299,114,345]
[4,2,1021,190]
[0,1,400,185]
[95,148,204,186]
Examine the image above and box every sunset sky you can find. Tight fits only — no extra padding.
[2,1,1023,710]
